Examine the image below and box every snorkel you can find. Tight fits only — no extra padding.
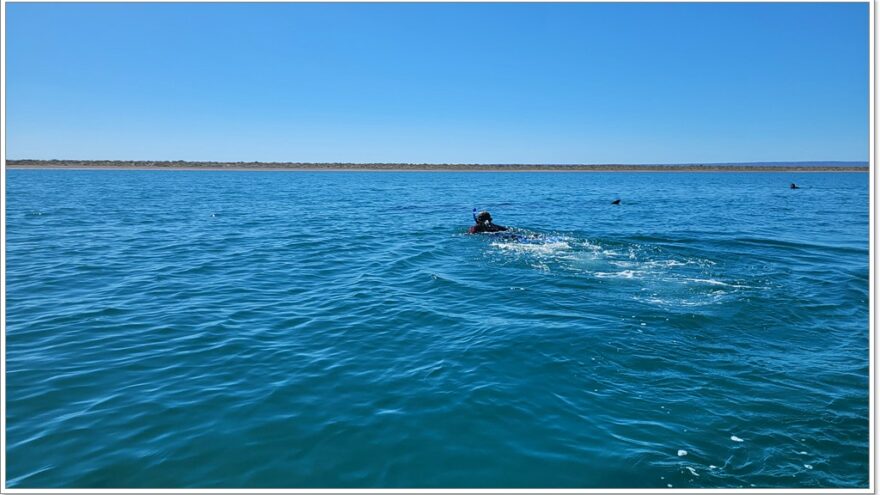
[473,209,492,226]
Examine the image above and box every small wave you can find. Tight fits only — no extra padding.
[688,278,728,286]
[732,236,868,256]
[595,270,643,279]
[637,295,726,308]
[491,240,571,256]
[683,278,751,289]
[610,259,691,269]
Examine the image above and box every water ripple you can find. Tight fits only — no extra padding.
[6,170,868,488]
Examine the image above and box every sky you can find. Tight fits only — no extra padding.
[5,2,870,164]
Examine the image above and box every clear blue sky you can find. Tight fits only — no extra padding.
[6,2,869,164]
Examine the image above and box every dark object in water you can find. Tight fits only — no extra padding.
[492,231,545,243]
[611,199,621,205]
[790,183,799,189]
[469,210,509,234]
[494,232,529,242]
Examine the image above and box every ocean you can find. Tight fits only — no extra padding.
[5,169,870,488]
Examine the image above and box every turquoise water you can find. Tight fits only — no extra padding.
[6,170,869,488]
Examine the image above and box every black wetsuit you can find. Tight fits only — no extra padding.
[469,222,508,234]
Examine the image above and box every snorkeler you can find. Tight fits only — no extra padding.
[469,210,509,234]
[790,183,800,189]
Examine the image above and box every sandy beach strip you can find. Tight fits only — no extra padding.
[4,161,870,173]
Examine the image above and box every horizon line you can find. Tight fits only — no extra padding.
[5,159,870,167]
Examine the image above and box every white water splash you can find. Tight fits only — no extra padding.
[595,270,642,279]
[491,240,571,256]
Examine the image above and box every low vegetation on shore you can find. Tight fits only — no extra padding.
[5,160,869,172]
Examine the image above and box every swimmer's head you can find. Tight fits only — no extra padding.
[475,211,492,224]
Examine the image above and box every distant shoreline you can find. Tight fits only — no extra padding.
[5,160,870,173]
